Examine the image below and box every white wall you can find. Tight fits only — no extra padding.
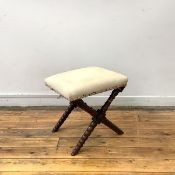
[0,0,175,106]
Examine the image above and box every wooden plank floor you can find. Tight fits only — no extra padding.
[0,108,175,174]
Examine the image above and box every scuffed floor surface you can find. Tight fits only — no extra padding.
[0,107,175,174]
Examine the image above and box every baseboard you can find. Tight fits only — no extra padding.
[0,94,175,106]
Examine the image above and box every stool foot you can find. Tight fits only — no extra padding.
[71,120,97,156]
[102,117,124,135]
[52,102,75,133]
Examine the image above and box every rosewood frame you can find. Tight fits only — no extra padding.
[52,87,125,156]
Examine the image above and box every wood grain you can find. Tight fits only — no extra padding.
[0,147,175,159]
[0,108,175,174]
[0,159,175,172]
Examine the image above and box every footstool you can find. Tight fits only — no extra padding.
[45,66,128,156]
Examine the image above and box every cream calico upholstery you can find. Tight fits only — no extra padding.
[45,67,128,101]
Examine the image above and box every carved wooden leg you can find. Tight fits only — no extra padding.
[102,117,124,135]
[52,102,75,133]
[71,120,97,156]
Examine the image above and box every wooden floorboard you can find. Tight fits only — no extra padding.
[1,147,175,159]
[0,173,175,175]
[1,158,175,172]
[0,108,175,174]
[1,120,175,129]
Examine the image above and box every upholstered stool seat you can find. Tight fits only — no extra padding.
[45,66,128,156]
[45,67,128,101]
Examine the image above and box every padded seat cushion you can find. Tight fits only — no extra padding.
[45,67,128,101]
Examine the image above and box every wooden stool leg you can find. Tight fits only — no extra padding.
[71,120,97,156]
[70,87,125,156]
[102,117,124,135]
[52,102,75,133]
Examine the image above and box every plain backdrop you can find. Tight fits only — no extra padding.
[0,0,175,105]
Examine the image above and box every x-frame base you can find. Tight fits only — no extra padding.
[52,87,125,156]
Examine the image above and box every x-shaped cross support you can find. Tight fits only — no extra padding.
[52,87,125,156]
